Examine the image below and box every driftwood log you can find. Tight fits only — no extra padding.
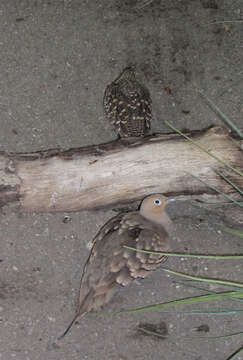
[0,126,242,213]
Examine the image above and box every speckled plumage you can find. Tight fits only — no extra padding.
[103,67,152,138]
[59,194,171,339]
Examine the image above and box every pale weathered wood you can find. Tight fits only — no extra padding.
[0,126,242,212]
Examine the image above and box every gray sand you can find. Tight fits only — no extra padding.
[0,1,243,359]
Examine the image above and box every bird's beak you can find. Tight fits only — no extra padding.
[167,198,175,203]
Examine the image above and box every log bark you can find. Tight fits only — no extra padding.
[0,126,242,212]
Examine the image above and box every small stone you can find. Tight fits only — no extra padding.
[62,215,72,223]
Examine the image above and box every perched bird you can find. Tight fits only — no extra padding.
[58,194,172,339]
[103,67,152,138]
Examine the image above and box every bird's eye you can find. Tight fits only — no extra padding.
[154,199,161,206]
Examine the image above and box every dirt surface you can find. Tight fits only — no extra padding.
[0,1,243,359]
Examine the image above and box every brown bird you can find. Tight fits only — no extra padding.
[103,67,152,138]
[58,194,172,339]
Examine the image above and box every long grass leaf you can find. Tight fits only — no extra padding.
[196,201,243,206]
[123,245,243,259]
[117,291,243,315]
[227,346,243,360]
[161,268,243,289]
[157,309,243,315]
[217,226,243,238]
[189,173,243,208]
[215,170,243,196]
[177,278,243,304]
[198,90,243,139]
[165,121,243,177]
[174,280,243,304]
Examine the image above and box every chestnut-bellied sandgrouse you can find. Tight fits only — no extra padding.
[58,194,173,339]
[103,67,152,138]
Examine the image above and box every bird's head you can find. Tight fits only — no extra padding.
[116,67,136,84]
[139,194,174,226]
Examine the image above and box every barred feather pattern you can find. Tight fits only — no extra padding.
[58,195,171,340]
[103,67,152,138]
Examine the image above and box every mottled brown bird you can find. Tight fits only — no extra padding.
[103,67,152,138]
[58,194,172,339]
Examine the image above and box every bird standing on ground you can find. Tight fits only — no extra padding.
[58,194,173,339]
[103,67,152,138]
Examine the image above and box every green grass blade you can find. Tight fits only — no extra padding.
[215,170,243,196]
[217,226,243,238]
[165,121,243,177]
[175,280,243,304]
[198,90,243,139]
[123,245,243,259]
[197,201,243,206]
[189,173,243,208]
[161,268,243,289]
[227,347,243,360]
[158,308,243,315]
[155,308,243,315]
[116,291,243,315]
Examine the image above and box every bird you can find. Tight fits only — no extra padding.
[103,67,152,138]
[58,194,173,339]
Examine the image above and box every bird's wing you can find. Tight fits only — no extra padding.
[103,81,152,137]
[119,82,152,132]
[78,213,130,297]
[111,224,169,284]
[90,213,169,285]
[133,82,152,130]
[132,228,169,271]
[78,213,169,311]
[89,212,125,247]
[103,83,119,124]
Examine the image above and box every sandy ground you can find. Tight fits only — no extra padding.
[0,1,243,359]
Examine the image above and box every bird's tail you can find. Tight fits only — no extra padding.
[57,313,81,340]
[57,289,95,340]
